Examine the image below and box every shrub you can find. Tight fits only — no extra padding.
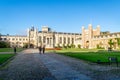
[71,44,75,48]
[23,43,28,48]
[0,41,10,48]
[78,44,81,48]
[57,44,61,48]
[45,48,61,50]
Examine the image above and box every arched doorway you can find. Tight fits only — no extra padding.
[86,41,89,48]
[30,44,34,48]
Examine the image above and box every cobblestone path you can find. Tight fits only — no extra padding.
[0,49,120,80]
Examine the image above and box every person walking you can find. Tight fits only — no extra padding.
[14,46,16,54]
[38,46,42,54]
[42,45,45,54]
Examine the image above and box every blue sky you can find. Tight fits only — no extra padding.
[0,0,120,35]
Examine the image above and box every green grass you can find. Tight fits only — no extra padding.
[0,48,24,52]
[0,54,15,64]
[56,49,120,63]
[57,48,106,52]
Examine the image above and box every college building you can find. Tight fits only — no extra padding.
[0,24,120,49]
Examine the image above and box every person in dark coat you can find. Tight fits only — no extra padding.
[14,46,16,54]
[38,46,42,54]
[42,45,45,54]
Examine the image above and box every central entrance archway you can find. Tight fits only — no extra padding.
[86,41,89,48]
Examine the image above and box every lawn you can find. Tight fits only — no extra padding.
[0,48,24,52]
[56,49,120,63]
[0,54,15,64]
[57,48,106,52]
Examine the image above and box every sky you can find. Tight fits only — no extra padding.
[0,0,120,35]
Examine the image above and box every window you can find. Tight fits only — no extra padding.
[72,38,74,44]
[68,37,70,44]
[59,37,62,44]
[64,37,66,44]
[47,38,49,44]
[39,36,41,42]
[4,38,7,40]
[12,38,15,40]
[43,36,46,43]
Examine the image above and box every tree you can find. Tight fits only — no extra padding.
[115,38,120,49]
[0,41,10,48]
[108,39,114,49]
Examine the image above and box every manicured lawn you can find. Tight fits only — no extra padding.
[57,48,106,52]
[56,51,120,63]
[0,54,15,64]
[0,48,24,52]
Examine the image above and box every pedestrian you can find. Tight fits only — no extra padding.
[14,46,16,54]
[38,46,42,54]
[42,45,45,54]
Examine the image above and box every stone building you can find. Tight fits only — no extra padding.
[28,26,81,48]
[0,24,120,49]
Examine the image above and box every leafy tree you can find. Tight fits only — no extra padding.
[108,39,115,49]
[0,41,10,48]
[115,38,120,48]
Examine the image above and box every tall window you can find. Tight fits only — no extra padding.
[43,36,46,43]
[59,37,62,44]
[68,37,70,44]
[64,37,66,44]
[39,36,41,42]
[72,38,74,44]
[12,38,15,40]
[47,38,49,44]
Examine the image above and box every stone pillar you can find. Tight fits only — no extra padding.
[62,35,64,45]
[88,24,92,49]
[81,26,85,48]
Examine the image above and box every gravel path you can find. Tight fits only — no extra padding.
[0,49,120,80]
[47,53,120,80]
[0,49,56,80]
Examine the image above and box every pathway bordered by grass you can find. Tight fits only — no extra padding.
[0,54,15,64]
[56,51,120,63]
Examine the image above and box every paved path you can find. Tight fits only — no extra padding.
[0,49,120,80]
[0,49,56,80]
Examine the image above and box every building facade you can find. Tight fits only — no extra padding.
[0,24,120,49]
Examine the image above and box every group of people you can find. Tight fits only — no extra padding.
[38,45,45,54]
